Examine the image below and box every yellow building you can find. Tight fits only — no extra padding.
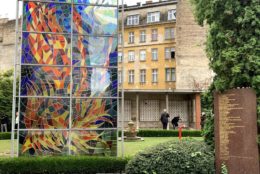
[118,0,212,130]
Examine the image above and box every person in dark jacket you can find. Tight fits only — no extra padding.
[160,109,170,130]
[0,114,8,132]
[172,115,181,129]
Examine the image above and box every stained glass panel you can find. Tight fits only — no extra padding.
[20,66,71,96]
[72,67,117,97]
[73,35,117,66]
[72,98,117,128]
[74,0,117,5]
[70,130,117,156]
[23,2,71,33]
[20,97,70,129]
[19,130,69,156]
[22,33,71,65]
[73,5,117,35]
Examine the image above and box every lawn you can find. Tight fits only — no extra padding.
[0,137,203,157]
[118,137,203,157]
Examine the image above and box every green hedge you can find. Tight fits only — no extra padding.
[126,139,215,174]
[0,132,12,140]
[119,130,202,137]
[0,156,128,174]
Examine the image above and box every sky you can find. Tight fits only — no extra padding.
[0,0,159,19]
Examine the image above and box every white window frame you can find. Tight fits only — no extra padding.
[168,9,176,21]
[118,33,122,45]
[166,68,176,82]
[151,48,158,61]
[165,47,175,59]
[165,28,174,40]
[152,69,158,83]
[129,70,135,84]
[147,12,160,23]
[118,52,122,62]
[139,50,146,61]
[127,15,140,26]
[140,30,146,43]
[129,32,135,44]
[151,29,158,41]
[128,51,135,62]
[140,69,146,84]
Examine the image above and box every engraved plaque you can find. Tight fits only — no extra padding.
[214,88,259,174]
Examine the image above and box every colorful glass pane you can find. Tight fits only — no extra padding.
[20,66,71,96]
[73,5,117,35]
[23,2,71,33]
[22,33,71,65]
[72,98,117,128]
[72,35,117,66]
[19,130,69,156]
[72,67,117,97]
[70,130,117,156]
[20,98,70,129]
[74,0,117,5]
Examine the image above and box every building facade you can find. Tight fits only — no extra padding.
[118,0,212,129]
[0,0,212,130]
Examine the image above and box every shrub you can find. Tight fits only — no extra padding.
[137,130,202,137]
[0,132,12,140]
[0,156,128,174]
[126,139,215,174]
[201,110,215,150]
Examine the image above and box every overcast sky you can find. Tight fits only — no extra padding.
[0,0,158,19]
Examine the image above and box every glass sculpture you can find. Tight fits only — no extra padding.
[16,0,118,156]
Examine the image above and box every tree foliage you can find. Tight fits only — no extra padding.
[0,70,13,120]
[191,0,260,149]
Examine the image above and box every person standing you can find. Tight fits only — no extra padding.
[0,114,8,132]
[160,109,170,130]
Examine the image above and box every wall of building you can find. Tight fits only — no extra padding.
[0,18,20,72]
[175,0,212,90]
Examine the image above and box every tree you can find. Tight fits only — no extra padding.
[191,0,260,147]
[0,70,14,121]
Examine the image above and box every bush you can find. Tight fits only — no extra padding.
[137,130,202,137]
[0,132,12,140]
[126,139,215,174]
[0,156,128,174]
[201,110,215,150]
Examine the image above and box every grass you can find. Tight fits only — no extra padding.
[118,137,203,157]
[0,137,203,157]
[0,140,17,156]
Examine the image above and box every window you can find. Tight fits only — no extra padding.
[165,48,175,59]
[140,50,146,61]
[165,68,176,82]
[147,12,160,23]
[151,29,158,41]
[118,71,122,84]
[118,33,122,45]
[151,48,158,61]
[129,32,134,44]
[127,15,140,25]
[168,9,176,20]
[128,51,135,62]
[129,70,135,84]
[152,69,158,83]
[140,69,146,84]
[165,28,174,40]
[118,52,122,62]
[140,30,146,43]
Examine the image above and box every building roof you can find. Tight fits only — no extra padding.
[119,0,177,12]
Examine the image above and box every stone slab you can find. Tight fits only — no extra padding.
[214,88,259,174]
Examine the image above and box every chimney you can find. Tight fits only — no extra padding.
[137,2,141,6]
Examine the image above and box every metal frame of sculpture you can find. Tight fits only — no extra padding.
[11,0,119,157]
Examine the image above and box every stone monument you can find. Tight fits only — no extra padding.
[214,88,259,174]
